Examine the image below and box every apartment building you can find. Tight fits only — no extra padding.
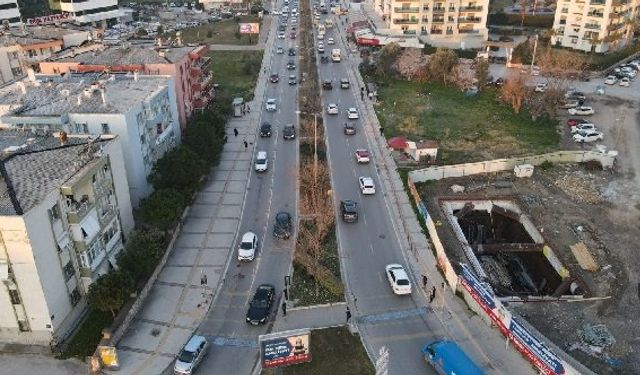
[0,72,181,205]
[40,42,214,131]
[57,0,120,26]
[374,0,489,48]
[0,0,20,27]
[0,26,96,85]
[0,132,133,346]
[551,0,639,53]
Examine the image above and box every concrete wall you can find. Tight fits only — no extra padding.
[409,150,617,183]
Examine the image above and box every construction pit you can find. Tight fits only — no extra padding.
[415,163,640,375]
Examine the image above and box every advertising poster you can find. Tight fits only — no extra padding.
[239,23,260,34]
[260,329,311,368]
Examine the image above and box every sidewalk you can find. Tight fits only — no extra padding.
[0,354,85,375]
[273,303,348,332]
[108,33,276,375]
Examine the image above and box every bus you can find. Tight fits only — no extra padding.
[421,340,485,375]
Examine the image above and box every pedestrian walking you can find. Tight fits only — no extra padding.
[441,282,445,290]
[247,105,251,113]
[379,127,384,136]
[223,135,228,144]
[429,293,435,303]
[360,91,364,100]
[431,286,436,299]
[243,140,248,149]
[368,92,373,100]
[234,128,238,137]
[284,288,289,301]
[422,274,428,289]
[242,107,246,116]
[282,301,287,316]
[346,306,352,323]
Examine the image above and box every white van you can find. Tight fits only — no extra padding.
[174,335,208,375]
[255,151,268,172]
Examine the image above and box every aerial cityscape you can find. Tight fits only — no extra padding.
[0,0,638,374]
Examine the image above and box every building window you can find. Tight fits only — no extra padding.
[101,123,110,134]
[48,203,61,222]
[8,289,21,305]
[156,123,163,135]
[83,124,89,133]
[63,261,75,281]
[11,67,22,76]
[70,288,81,306]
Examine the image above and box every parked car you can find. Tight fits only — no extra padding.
[355,149,370,163]
[344,122,356,135]
[322,79,333,89]
[282,123,296,139]
[566,118,590,127]
[273,211,292,239]
[358,176,375,195]
[573,130,603,143]
[326,103,339,114]
[269,73,279,83]
[288,75,297,85]
[568,106,594,115]
[559,100,579,109]
[385,264,412,295]
[604,75,617,85]
[347,108,359,120]
[340,200,358,222]
[619,77,630,87]
[570,123,597,133]
[246,284,275,325]
[265,98,277,111]
[260,122,272,137]
[238,231,258,261]
[174,335,208,375]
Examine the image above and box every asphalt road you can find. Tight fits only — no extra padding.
[196,6,300,374]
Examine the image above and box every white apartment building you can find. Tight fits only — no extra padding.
[58,0,120,26]
[551,0,639,53]
[0,72,181,205]
[0,132,134,346]
[374,0,489,48]
[0,0,21,27]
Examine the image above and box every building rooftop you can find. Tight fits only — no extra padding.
[0,72,171,117]
[48,42,195,65]
[0,132,115,215]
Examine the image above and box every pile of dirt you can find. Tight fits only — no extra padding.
[393,49,426,79]
[554,172,604,205]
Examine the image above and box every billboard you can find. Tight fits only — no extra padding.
[239,23,260,34]
[26,13,73,26]
[259,329,311,368]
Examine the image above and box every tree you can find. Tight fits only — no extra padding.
[88,271,134,318]
[475,58,490,91]
[511,38,534,64]
[156,25,164,35]
[136,28,148,36]
[183,109,226,165]
[525,84,564,121]
[117,230,166,283]
[425,48,459,85]
[376,42,402,76]
[138,189,186,232]
[148,146,207,195]
[536,47,587,82]
[500,75,528,113]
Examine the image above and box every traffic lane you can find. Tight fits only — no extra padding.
[199,345,258,375]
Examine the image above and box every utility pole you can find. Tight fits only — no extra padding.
[530,33,539,72]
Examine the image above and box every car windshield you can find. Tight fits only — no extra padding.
[178,349,195,363]
[277,214,289,224]
[251,299,268,308]
[397,279,410,286]
[240,241,253,250]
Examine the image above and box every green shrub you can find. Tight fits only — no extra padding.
[148,146,207,195]
[87,271,134,318]
[117,230,166,284]
[139,189,187,231]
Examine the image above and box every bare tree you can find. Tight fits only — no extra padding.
[426,48,459,85]
[377,42,402,76]
[475,58,490,91]
[525,84,564,121]
[500,75,529,113]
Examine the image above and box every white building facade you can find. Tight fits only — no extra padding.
[551,0,640,53]
[375,0,489,48]
[0,0,21,27]
[0,134,134,346]
[59,0,120,26]
[0,73,181,205]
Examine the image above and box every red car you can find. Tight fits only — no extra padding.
[566,118,589,127]
[289,32,296,39]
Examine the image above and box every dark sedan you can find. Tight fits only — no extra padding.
[246,284,275,325]
[288,48,296,56]
[283,124,296,139]
[269,73,279,83]
[273,211,292,239]
[260,122,272,137]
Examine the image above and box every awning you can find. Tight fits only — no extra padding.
[80,215,100,242]
[388,136,408,150]
[56,234,71,252]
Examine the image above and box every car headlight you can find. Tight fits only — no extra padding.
[246,317,251,322]
[260,317,266,322]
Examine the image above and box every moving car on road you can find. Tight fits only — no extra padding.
[283,124,296,139]
[344,122,356,135]
[288,47,296,56]
[568,106,594,115]
[287,60,296,70]
[340,78,350,89]
[340,200,358,222]
[326,103,339,114]
[254,151,268,173]
[273,211,293,239]
[358,176,375,195]
[288,75,297,85]
[421,340,484,375]
[385,264,412,295]
[327,37,335,45]
[347,107,359,120]
[238,231,258,261]
[246,284,275,325]
[355,149,370,163]
[322,79,333,89]
[269,73,279,83]
[260,122,272,137]
[276,46,284,54]
[265,98,277,111]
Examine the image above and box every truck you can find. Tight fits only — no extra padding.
[421,340,485,375]
[331,48,341,62]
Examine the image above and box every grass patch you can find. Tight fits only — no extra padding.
[371,77,559,164]
[58,309,113,359]
[167,16,260,45]
[208,50,263,100]
[262,327,374,375]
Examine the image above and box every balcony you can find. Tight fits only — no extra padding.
[394,7,420,13]
[67,200,95,224]
[584,23,602,30]
[459,17,482,23]
[459,28,481,34]
[561,7,568,12]
[422,6,429,11]
[393,18,419,24]
[430,29,443,34]
[432,7,445,13]
[432,17,445,23]
[98,205,116,226]
[446,29,454,34]
[590,0,605,4]
[422,16,429,22]
[403,29,417,34]
[608,22,625,31]
[460,5,483,11]
[587,11,604,17]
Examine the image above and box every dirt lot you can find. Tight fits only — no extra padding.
[416,160,640,374]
